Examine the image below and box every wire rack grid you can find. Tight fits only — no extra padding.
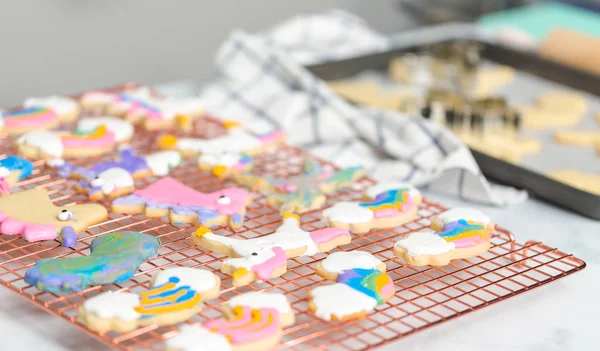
[0,107,586,351]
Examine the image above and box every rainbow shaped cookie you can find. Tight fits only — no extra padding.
[165,292,294,351]
[111,177,252,231]
[0,188,107,248]
[322,183,422,233]
[25,231,159,293]
[309,251,394,321]
[192,212,351,287]
[0,96,79,135]
[78,267,220,333]
[0,156,34,195]
[394,207,495,266]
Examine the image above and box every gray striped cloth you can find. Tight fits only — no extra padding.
[197,10,527,206]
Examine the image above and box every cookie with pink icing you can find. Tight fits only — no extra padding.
[0,106,59,135]
[158,120,285,157]
[53,148,182,200]
[24,95,79,122]
[111,177,252,230]
[165,292,293,351]
[322,183,422,233]
[308,251,394,322]
[78,267,220,333]
[394,207,494,266]
[192,212,351,287]
[0,188,107,247]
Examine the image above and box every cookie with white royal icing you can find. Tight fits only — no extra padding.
[24,95,79,122]
[165,292,293,351]
[0,155,34,196]
[0,106,59,135]
[322,182,422,233]
[394,207,495,266]
[78,267,220,333]
[308,251,394,321]
[77,117,134,142]
[192,212,351,287]
[197,151,254,179]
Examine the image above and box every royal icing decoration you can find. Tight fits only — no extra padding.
[112,177,251,230]
[394,231,456,255]
[18,126,118,159]
[24,231,159,293]
[80,267,219,332]
[237,158,367,213]
[158,120,284,156]
[431,207,492,229]
[1,106,58,131]
[322,183,421,233]
[226,292,292,315]
[0,156,34,194]
[77,117,134,142]
[192,213,351,286]
[24,96,78,116]
[320,251,383,273]
[198,151,254,179]
[310,267,394,321]
[0,188,107,248]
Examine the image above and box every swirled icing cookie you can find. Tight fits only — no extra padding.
[198,152,254,179]
[235,158,367,213]
[165,292,293,351]
[112,177,252,230]
[17,126,119,159]
[322,183,421,233]
[55,149,182,200]
[394,207,494,266]
[24,95,79,122]
[78,267,220,333]
[158,120,285,157]
[308,256,394,321]
[0,188,107,247]
[0,156,34,195]
[0,106,59,135]
[77,117,134,142]
[192,212,351,286]
[24,231,159,293]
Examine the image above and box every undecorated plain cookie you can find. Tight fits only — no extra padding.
[165,292,294,351]
[111,177,252,230]
[547,169,600,195]
[78,267,220,333]
[24,231,160,293]
[394,207,495,266]
[322,182,422,233]
[192,212,351,286]
[554,130,600,147]
[309,251,394,321]
[0,188,107,247]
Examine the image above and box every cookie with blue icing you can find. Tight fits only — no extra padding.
[0,156,34,194]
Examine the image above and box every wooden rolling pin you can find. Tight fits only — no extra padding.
[538,28,600,76]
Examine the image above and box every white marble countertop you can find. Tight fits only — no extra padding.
[1,192,596,351]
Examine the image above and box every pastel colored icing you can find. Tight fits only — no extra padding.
[0,155,34,180]
[17,130,64,157]
[24,231,160,293]
[113,177,250,227]
[80,91,116,104]
[24,96,77,115]
[166,325,231,351]
[226,292,291,314]
[433,208,491,226]
[436,219,487,248]
[321,251,382,273]
[2,106,58,128]
[77,117,134,142]
[60,125,116,148]
[203,306,280,345]
[365,182,420,200]
[394,231,455,255]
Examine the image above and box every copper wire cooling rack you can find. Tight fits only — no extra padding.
[0,111,586,350]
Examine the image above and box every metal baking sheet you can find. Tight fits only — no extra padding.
[307,41,600,219]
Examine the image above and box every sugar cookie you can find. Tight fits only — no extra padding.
[112,177,252,230]
[77,117,134,142]
[192,212,351,286]
[158,120,285,157]
[55,149,182,200]
[24,95,79,122]
[165,292,293,351]
[547,169,600,195]
[0,188,107,247]
[79,90,118,111]
[0,106,59,135]
[394,207,494,266]
[78,267,220,333]
[198,152,254,179]
[107,87,154,117]
[24,231,159,293]
[17,126,119,159]
[315,251,385,282]
[554,130,600,147]
[136,97,205,130]
[322,183,421,233]
[308,265,394,321]
[0,155,34,195]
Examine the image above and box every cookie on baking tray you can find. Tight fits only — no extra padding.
[309,250,394,321]
[25,231,159,293]
[0,188,107,248]
[192,212,351,287]
[78,267,220,333]
[165,292,293,351]
[322,182,422,233]
[394,207,495,266]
